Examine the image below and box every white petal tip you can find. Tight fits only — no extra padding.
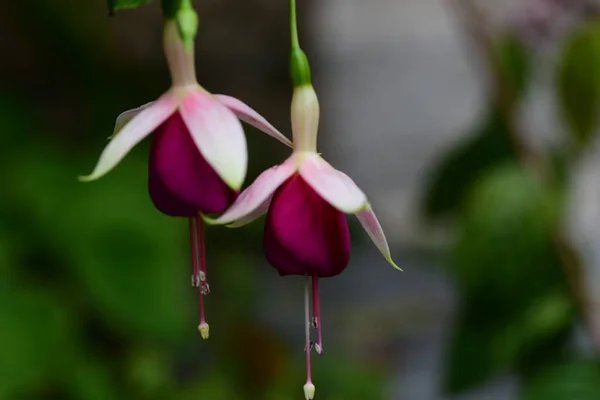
[78,174,99,183]
[201,214,219,225]
[303,383,315,400]
[225,221,248,228]
[386,257,403,272]
[224,177,244,192]
[345,202,369,214]
[201,213,245,228]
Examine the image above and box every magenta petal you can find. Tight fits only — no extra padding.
[148,112,236,216]
[264,174,351,278]
[148,162,198,217]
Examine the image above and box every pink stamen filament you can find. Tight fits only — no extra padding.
[188,218,198,287]
[305,275,313,386]
[197,217,208,324]
[189,216,207,325]
[312,275,323,354]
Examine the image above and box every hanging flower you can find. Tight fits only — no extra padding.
[207,81,400,397]
[80,18,292,339]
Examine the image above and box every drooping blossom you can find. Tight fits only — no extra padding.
[80,18,291,338]
[207,79,400,399]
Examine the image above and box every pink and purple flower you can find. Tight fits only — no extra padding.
[207,84,400,397]
[80,19,291,338]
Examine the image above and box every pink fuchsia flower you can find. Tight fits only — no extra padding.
[208,84,399,272]
[207,83,400,396]
[80,19,291,338]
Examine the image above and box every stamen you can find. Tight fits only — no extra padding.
[190,216,209,339]
[189,218,199,288]
[303,275,315,399]
[312,275,323,355]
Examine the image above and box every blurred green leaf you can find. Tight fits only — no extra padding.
[422,111,514,219]
[176,370,242,400]
[423,35,531,220]
[557,20,600,146]
[108,0,153,13]
[66,164,193,342]
[0,287,74,398]
[452,164,563,303]
[314,357,384,399]
[523,359,600,400]
[265,354,384,400]
[7,149,192,342]
[497,34,532,98]
[68,361,120,400]
[445,292,573,395]
[127,348,171,397]
[443,164,573,394]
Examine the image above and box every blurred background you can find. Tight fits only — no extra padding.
[2,0,600,398]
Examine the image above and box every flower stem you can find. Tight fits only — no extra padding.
[290,0,300,49]
[161,0,182,19]
[288,0,312,87]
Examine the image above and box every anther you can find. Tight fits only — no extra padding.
[200,282,210,295]
[198,322,209,340]
[314,343,323,355]
[303,382,315,400]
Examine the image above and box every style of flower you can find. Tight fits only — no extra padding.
[80,19,292,338]
[207,83,400,398]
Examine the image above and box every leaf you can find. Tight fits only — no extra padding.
[313,356,384,399]
[176,370,242,400]
[8,150,192,342]
[523,359,600,400]
[264,355,384,400]
[66,163,193,342]
[497,33,532,98]
[557,20,600,145]
[423,35,531,220]
[68,361,120,400]
[422,111,514,219]
[107,0,153,14]
[452,165,564,303]
[443,165,574,394]
[0,287,74,398]
[445,291,573,395]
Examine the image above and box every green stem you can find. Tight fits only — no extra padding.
[161,0,183,19]
[289,0,311,87]
[290,0,300,49]
[161,0,194,19]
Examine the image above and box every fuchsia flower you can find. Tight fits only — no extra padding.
[208,83,400,398]
[80,19,291,338]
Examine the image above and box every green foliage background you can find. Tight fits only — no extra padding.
[423,17,600,399]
